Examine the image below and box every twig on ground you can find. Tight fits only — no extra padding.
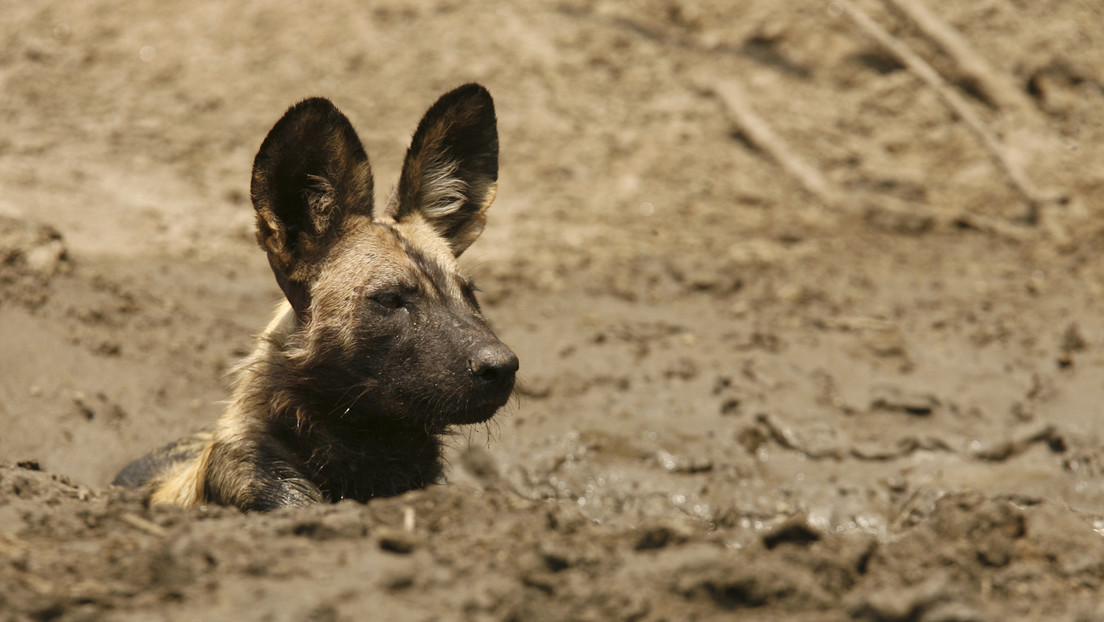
[712,81,1039,242]
[118,512,168,537]
[889,476,943,531]
[712,79,842,207]
[881,0,1033,113]
[834,0,1049,224]
[755,413,844,460]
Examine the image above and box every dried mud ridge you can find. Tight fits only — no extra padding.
[2,460,1103,621]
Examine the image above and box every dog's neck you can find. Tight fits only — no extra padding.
[276,417,444,502]
[237,302,446,502]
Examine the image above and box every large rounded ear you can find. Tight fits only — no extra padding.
[251,98,374,315]
[387,83,498,257]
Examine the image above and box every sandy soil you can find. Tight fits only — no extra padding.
[2,0,1104,619]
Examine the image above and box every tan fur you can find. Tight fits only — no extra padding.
[396,213,469,297]
[149,439,212,506]
[149,303,297,507]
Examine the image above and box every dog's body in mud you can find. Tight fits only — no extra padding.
[113,84,518,511]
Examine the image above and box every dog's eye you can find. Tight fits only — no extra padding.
[371,292,406,310]
[461,282,482,311]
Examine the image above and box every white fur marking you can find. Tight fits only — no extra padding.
[421,158,468,218]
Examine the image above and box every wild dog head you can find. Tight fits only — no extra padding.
[250,84,517,433]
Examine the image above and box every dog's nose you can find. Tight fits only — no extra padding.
[469,343,519,386]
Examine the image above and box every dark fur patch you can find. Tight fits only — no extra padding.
[111,431,210,488]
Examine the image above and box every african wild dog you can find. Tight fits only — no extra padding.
[113,84,518,511]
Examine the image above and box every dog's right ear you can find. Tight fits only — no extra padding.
[251,98,374,316]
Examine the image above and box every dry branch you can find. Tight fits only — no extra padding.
[834,0,1048,224]
[714,80,968,238]
[118,512,168,537]
[711,77,1042,242]
[713,79,841,206]
[881,0,1033,113]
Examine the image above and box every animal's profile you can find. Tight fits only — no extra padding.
[113,83,518,511]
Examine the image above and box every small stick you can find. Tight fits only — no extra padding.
[119,512,168,537]
[712,78,1041,242]
[881,0,1033,113]
[713,79,841,206]
[834,0,1047,224]
[889,476,942,531]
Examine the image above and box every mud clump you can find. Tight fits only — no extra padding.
[0,215,68,308]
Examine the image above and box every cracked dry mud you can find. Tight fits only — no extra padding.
[2,1,1104,620]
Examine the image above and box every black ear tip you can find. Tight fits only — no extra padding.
[253,97,362,175]
[287,97,340,115]
[453,83,491,98]
[440,83,495,114]
[266,97,347,140]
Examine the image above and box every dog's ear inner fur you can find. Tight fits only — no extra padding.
[251,97,375,316]
[387,83,498,257]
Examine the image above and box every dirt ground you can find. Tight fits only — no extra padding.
[2,0,1104,619]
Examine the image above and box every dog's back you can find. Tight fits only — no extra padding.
[112,431,211,490]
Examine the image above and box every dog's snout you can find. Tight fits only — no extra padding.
[469,343,519,385]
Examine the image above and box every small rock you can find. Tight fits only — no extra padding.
[634,518,695,551]
[1061,323,1087,353]
[16,459,41,471]
[653,450,713,474]
[23,238,67,278]
[870,385,939,416]
[762,515,821,550]
[72,392,95,420]
[377,527,417,554]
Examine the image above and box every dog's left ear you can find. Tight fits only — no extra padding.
[251,98,374,315]
[387,83,498,257]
